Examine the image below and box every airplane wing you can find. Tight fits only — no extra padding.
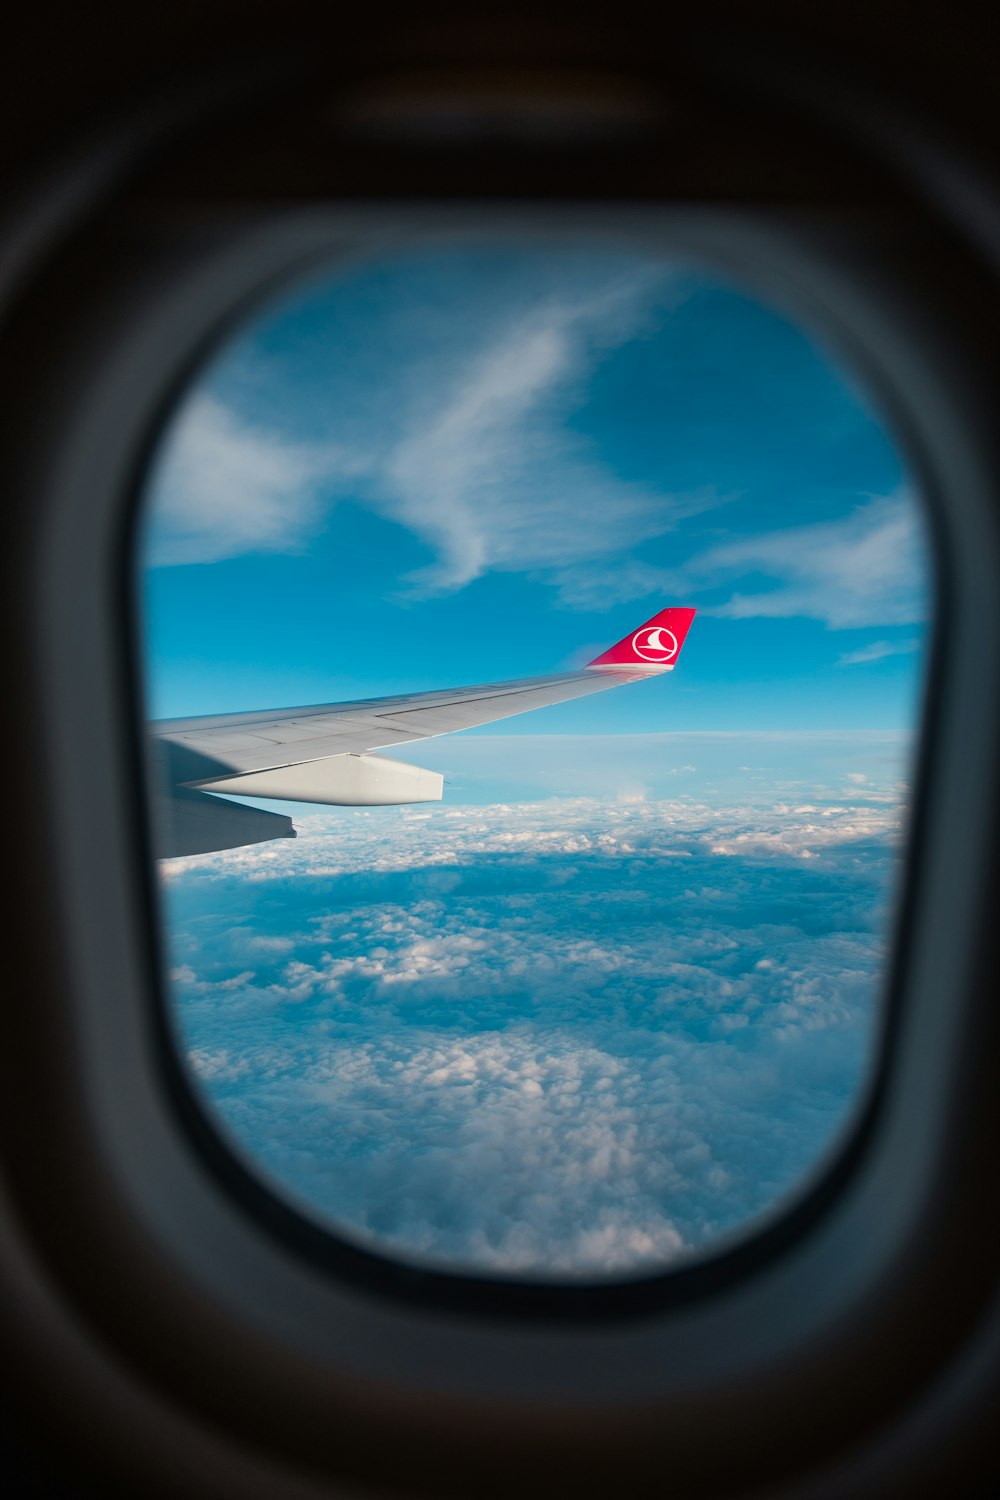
[150,606,696,857]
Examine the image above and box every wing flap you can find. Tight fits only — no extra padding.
[194,752,444,807]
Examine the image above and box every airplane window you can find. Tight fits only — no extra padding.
[138,243,932,1281]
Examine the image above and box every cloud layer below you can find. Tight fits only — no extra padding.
[161,785,905,1277]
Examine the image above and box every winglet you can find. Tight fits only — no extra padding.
[588,607,697,671]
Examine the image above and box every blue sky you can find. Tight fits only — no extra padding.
[141,244,931,1276]
[142,244,930,734]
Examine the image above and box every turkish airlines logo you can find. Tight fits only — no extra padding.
[631,625,678,662]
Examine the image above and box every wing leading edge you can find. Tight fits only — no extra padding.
[151,606,696,856]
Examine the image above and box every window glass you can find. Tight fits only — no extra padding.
[140,243,931,1278]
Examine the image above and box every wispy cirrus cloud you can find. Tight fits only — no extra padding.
[146,395,370,566]
[836,638,922,667]
[145,267,721,590]
[376,279,714,596]
[550,494,930,625]
[144,260,928,633]
[689,495,928,629]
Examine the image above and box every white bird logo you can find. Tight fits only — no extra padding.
[631,625,678,662]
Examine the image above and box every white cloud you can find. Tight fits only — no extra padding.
[376,283,714,598]
[141,259,932,636]
[837,638,922,667]
[159,784,906,1274]
[145,395,368,565]
[144,271,725,598]
[685,495,928,628]
[160,795,901,887]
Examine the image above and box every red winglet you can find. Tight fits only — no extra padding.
[588,607,697,670]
